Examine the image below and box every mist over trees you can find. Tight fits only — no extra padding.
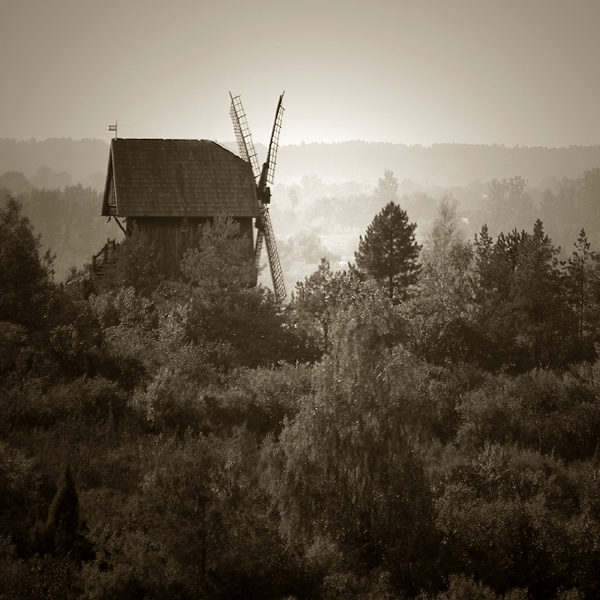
[0,174,123,280]
[2,138,600,598]
[3,137,600,191]
[2,138,600,287]
[268,168,600,297]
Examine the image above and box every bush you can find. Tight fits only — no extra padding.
[415,363,487,444]
[417,575,528,599]
[0,442,41,541]
[457,370,600,461]
[0,376,127,432]
[434,445,581,597]
[0,544,83,600]
[210,363,314,438]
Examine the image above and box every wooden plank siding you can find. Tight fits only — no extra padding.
[128,216,254,279]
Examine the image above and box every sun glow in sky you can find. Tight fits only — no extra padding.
[1,0,599,148]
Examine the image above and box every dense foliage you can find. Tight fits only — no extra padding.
[1,178,600,600]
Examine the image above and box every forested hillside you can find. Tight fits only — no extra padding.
[273,142,600,187]
[3,137,600,190]
[2,158,600,599]
[3,151,599,290]
[0,138,108,190]
[269,168,600,293]
[0,181,123,281]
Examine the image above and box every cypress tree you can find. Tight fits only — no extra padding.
[41,464,80,555]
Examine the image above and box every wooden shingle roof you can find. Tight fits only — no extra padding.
[102,139,258,218]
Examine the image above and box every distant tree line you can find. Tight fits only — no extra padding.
[274,142,600,188]
[0,137,108,187]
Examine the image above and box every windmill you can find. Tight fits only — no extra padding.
[229,92,286,302]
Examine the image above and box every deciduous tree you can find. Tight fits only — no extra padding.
[291,258,346,353]
[180,215,256,294]
[266,287,436,594]
[406,194,474,364]
[99,225,160,297]
[416,194,472,319]
[487,175,534,234]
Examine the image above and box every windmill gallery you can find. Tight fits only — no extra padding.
[93,93,287,301]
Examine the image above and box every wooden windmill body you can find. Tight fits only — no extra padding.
[101,138,258,279]
[98,94,287,301]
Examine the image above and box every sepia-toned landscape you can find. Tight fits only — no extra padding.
[2,1,600,598]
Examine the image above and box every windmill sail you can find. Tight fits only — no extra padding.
[266,93,284,185]
[229,93,261,179]
[229,91,287,302]
[261,206,286,301]
[260,92,286,301]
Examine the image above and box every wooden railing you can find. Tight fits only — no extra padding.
[91,239,117,276]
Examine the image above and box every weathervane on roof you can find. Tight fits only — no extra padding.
[108,120,117,139]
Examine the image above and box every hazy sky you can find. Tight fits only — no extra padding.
[1,0,599,148]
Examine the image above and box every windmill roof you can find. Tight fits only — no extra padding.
[102,138,258,218]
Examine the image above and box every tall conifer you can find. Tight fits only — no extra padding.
[355,201,420,302]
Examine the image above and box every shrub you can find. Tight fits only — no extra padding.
[434,445,581,597]
[0,376,127,432]
[416,575,528,599]
[457,370,600,461]
[0,442,41,541]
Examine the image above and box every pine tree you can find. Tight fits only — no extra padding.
[472,224,495,310]
[564,229,599,351]
[473,228,526,319]
[511,220,572,368]
[47,464,80,555]
[355,201,420,302]
[32,464,80,556]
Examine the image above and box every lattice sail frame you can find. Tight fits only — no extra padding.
[260,206,286,301]
[229,93,261,179]
[266,94,284,185]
